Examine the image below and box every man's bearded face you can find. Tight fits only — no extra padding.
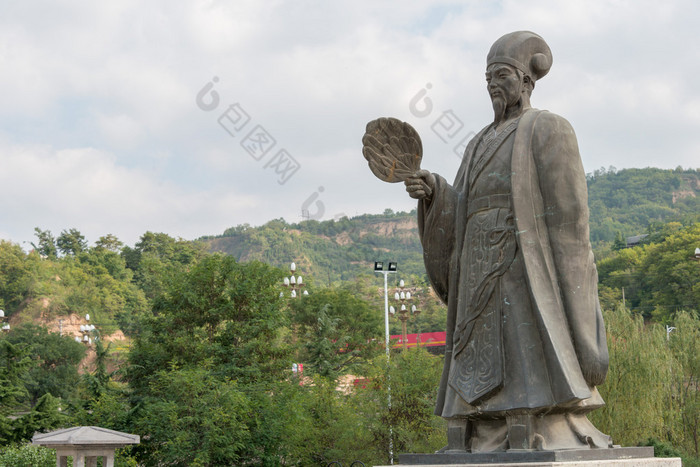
[485,64,523,123]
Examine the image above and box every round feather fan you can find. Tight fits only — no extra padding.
[362,117,422,183]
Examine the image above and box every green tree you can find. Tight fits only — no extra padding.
[31,228,57,259]
[290,287,383,379]
[122,232,206,300]
[126,255,290,392]
[131,367,252,467]
[589,306,678,447]
[668,311,700,457]
[0,340,32,444]
[355,348,446,464]
[94,234,124,253]
[0,241,36,313]
[0,339,67,445]
[4,324,85,406]
[81,337,111,403]
[612,231,626,251]
[597,222,700,320]
[124,255,389,465]
[271,376,372,465]
[56,228,87,256]
[0,443,55,466]
[637,223,700,320]
[10,393,68,444]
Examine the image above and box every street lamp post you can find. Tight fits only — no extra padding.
[392,280,421,350]
[282,262,308,298]
[374,261,396,465]
[394,280,411,350]
[77,314,99,346]
[80,324,97,346]
[374,262,397,358]
[282,262,309,381]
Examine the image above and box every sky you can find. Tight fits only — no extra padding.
[1,0,699,249]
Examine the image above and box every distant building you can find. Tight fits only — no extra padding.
[626,234,648,248]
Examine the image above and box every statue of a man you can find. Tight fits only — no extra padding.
[404,31,612,452]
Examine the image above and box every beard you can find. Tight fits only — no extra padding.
[491,95,507,123]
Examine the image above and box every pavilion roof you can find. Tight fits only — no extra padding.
[32,426,140,446]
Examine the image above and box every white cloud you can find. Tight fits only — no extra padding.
[0,140,259,246]
[0,0,698,248]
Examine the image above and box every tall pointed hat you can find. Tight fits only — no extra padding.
[487,31,553,82]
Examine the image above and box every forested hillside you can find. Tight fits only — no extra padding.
[203,167,700,283]
[587,166,699,244]
[203,210,426,284]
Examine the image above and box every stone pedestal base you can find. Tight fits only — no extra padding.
[377,460,680,467]
[376,447,682,466]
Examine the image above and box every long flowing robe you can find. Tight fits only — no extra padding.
[418,109,610,448]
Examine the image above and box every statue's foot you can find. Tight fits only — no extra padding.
[443,419,469,452]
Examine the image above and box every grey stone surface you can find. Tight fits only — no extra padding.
[32,425,140,446]
[377,458,681,467]
[363,31,614,453]
[399,447,654,464]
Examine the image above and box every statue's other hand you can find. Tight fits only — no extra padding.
[404,170,435,200]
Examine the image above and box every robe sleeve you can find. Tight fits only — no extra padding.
[417,174,459,305]
[532,112,609,386]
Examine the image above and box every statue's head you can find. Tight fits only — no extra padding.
[486,31,552,122]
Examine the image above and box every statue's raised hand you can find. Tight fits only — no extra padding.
[404,170,435,201]
[362,117,422,183]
